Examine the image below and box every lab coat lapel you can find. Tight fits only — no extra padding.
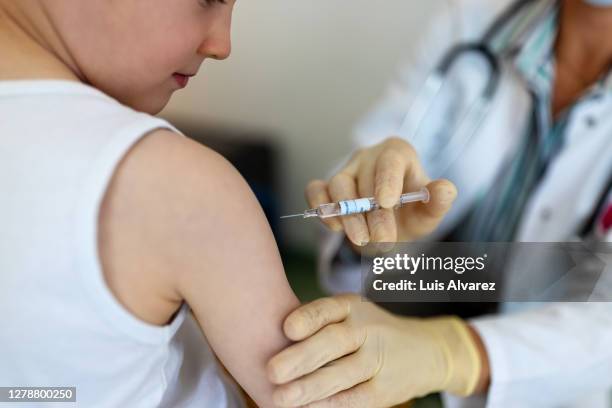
[432,60,533,239]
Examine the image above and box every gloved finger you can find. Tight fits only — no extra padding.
[328,173,370,246]
[399,179,457,240]
[267,322,365,385]
[272,347,379,407]
[282,296,352,341]
[374,138,416,209]
[305,180,343,232]
[357,159,397,244]
[366,209,397,246]
[302,380,378,408]
[400,150,430,194]
[338,148,364,178]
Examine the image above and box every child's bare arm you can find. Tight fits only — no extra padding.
[99,130,300,407]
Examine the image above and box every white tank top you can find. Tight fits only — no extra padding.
[0,80,245,408]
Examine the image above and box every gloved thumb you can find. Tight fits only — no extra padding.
[421,179,457,218]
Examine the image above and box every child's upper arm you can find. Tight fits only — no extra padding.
[100,129,300,407]
[166,134,301,407]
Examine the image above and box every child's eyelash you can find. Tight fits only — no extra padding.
[199,0,227,6]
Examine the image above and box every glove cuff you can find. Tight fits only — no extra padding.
[422,316,482,396]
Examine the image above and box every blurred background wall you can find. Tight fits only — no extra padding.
[161,0,443,253]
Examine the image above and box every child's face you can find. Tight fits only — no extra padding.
[50,0,235,114]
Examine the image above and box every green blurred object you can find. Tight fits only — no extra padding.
[281,247,325,302]
[414,394,443,408]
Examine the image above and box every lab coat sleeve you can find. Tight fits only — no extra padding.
[458,230,612,408]
[469,301,612,408]
[318,0,467,295]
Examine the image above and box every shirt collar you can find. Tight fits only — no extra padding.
[510,1,612,96]
[512,4,558,97]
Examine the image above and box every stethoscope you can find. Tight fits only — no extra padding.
[398,0,555,172]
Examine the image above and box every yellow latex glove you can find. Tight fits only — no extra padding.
[267,294,483,408]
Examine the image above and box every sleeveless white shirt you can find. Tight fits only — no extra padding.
[0,80,245,408]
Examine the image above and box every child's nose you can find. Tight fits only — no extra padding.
[205,38,231,60]
[198,20,232,60]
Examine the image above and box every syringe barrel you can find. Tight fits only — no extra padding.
[318,197,376,218]
[398,187,430,206]
[317,187,429,219]
[338,197,375,215]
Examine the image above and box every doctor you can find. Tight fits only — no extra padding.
[267,0,612,407]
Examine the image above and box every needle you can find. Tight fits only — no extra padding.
[280,213,305,219]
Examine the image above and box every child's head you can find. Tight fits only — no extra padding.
[16,0,235,113]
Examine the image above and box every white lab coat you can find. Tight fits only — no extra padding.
[318,0,612,407]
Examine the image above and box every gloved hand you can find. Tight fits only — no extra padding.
[305,137,457,245]
[267,294,485,408]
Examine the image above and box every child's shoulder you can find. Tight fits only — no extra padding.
[98,128,256,325]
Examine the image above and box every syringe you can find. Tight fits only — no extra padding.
[281,187,429,220]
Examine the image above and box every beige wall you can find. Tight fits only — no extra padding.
[161,1,443,250]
